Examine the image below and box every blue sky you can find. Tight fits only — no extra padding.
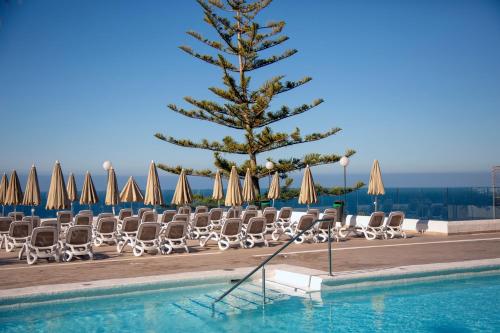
[1,0,499,188]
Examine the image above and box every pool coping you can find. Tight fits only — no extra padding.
[1,258,499,304]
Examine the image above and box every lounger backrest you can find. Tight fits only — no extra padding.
[368,212,385,228]
[173,214,189,222]
[22,216,40,228]
[193,213,210,228]
[31,226,58,247]
[141,211,157,223]
[278,207,292,220]
[161,210,176,223]
[194,206,208,214]
[222,218,242,236]
[318,213,336,229]
[97,213,114,221]
[137,222,160,241]
[57,211,73,224]
[122,217,140,233]
[78,210,93,218]
[297,214,316,231]
[66,225,92,245]
[178,206,191,215]
[118,209,133,220]
[246,217,266,234]
[306,209,320,220]
[209,208,223,221]
[97,217,117,233]
[263,209,277,225]
[246,205,258,211]
[226,208,240,219]
[8,212,24,221]
[0,217,14,232]
[387,211,405,227]
[323,208,337,215]
[9,221,32,238]
[163,221,187,239]
[138,208,152,220]
[74,214,92,226]
[40,219,60,234]
[242,210,258,225]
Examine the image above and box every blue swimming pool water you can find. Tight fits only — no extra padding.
[1,272,499,332]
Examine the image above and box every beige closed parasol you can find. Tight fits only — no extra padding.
[105,167,120,215]
[22,165,41,217]
[67,173,78,214]
[368,160,385,211]
[242,168,256,204]
[0,173,9,216]
[80,171,99,210]
[212,170,224,207]
[5,170,23,212]
[120,176,144,213]
[225,165,243,207]
[298,165,317,209]
[171,169,192,206]
[267,172,280,207]
[144,161,164,211]
[46,161,69,210]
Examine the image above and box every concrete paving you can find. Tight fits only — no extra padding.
[0,232,499,290]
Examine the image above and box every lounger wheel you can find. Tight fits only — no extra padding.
[133,246,144,257]
[382,233,388,240]
[294,236,304,244]
[94,238,103,247]
[271,231,281,241]
[5,242,14,252]
[18,245,26,260]
[218,240,229,251]
[27,252,37,265]
[63,250,73,262]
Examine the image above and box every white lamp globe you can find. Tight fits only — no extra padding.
[265,161,274,170]
[339,156,350,167]
[102,160,112,171]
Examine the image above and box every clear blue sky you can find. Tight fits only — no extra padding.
[1,0,499,187]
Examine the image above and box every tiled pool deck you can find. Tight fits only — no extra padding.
[0,231,499,291]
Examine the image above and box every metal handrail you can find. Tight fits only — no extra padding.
[212,217,336,309]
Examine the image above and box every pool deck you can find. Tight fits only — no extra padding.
[0,231,499,291]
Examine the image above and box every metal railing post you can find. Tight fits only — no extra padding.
[262,266,266,304]
[328,221,332,276]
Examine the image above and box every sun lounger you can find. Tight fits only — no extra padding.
[8,212,24,221]
[208,208,224,229]
[189,212,210,239]
[22,216,40,228]
[217,218,244,250]
[118,208,133,221]
[21,226,60,265]
[242,217,268,248]
[284,214,316,244]
[262,207,277,234]
[57,211,73,229]
[241,209,258,231]
[314,212,337,243]
[177,206,191,216]
[0,217,14,249]
[194,206,208,214]
[271,207,293,241]
[226,206,242,219]
[117,217,140,253]
[141,210,158,223]
[61,225,93,261]
[306,208,320,221]
[160,210,176,226]
[94,217,118,246]
[137,207,152,220]
[173,214,189,222]
[356,211,386,240]
[160,221,189,254]
[5,221,32,255]
[246,205,258,211]
[74,213,92,226]
[384,211,406,239]
[131,222,161,256]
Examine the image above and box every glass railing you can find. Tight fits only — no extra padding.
[2,187,499,221]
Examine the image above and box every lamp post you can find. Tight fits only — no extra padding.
[102,160,113,215]
[339,156,349,213]
[265,160,274,188]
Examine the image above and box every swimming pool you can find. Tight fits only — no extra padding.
[1,272,499,332]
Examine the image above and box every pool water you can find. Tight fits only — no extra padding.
[1,272,499,332]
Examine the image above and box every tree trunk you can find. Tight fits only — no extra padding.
[249,153,261,198]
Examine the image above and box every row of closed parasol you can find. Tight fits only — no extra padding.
[0,159,385,215]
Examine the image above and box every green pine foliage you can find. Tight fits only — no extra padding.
[156,0,357,194]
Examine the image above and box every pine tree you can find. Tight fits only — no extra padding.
[155,0,356,195]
